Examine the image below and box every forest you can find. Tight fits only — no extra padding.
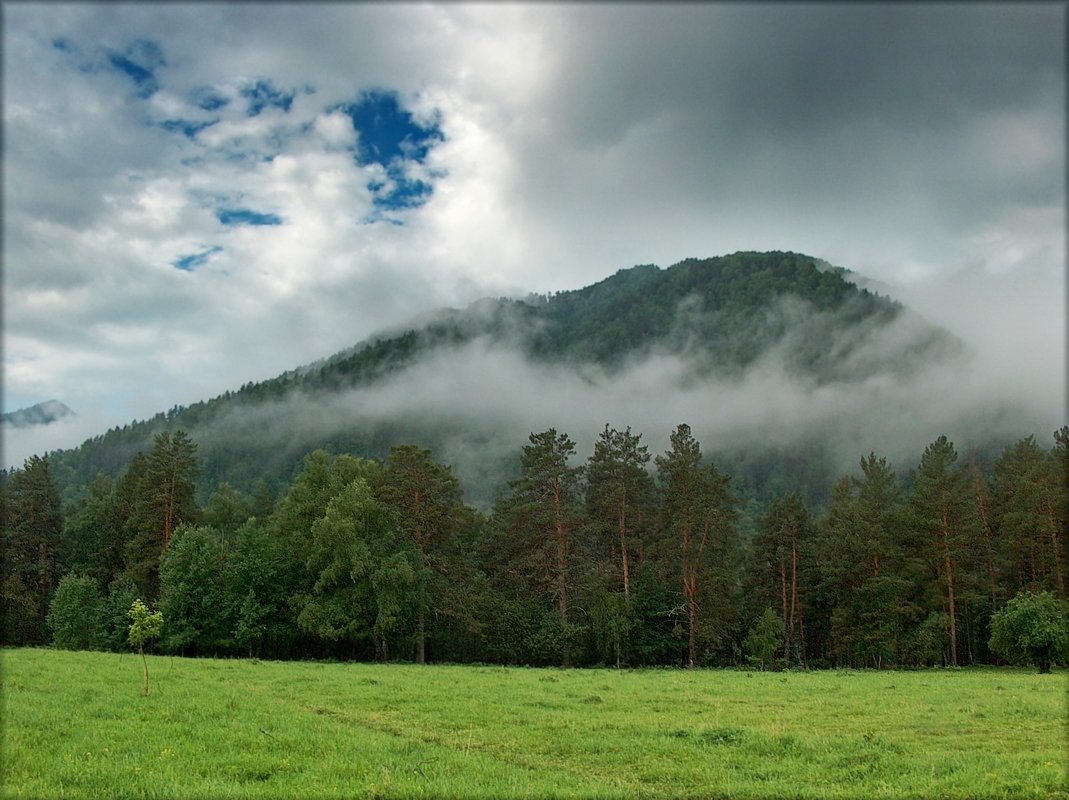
[32,252,960,510]
[3,422,1066,670]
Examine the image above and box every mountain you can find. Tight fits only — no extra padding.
[41,252,962,506]
[2,400,76,429]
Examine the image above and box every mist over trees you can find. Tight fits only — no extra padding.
[27,252,984,511]
[5,422,1065,670]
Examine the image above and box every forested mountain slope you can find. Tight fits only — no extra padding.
[37,252,957,505]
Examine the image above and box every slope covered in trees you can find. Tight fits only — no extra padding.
[28,251,958,508]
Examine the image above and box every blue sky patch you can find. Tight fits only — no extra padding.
[216,208,283,227]
[336,90,443,167]
[241,79,295,116]
[160,119,216,139]
[333,90,444,212]
[172,246,222,272]
[190,86,229,111]
[107,40,165,98]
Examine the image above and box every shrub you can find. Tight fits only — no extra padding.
[989,591,1069,673]
[47,573,103,650]
[743,608,781,670]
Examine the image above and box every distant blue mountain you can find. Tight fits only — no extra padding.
[2,400,76,428]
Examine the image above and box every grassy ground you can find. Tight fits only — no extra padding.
[2,648,1066,799]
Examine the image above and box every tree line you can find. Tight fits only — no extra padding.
[3,424,1066,669]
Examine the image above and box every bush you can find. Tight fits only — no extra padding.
[743,608,781,670]
[989,591,1069,673]
[47,573,103,650]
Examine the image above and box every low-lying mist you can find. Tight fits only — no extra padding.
[197,298,1060,502]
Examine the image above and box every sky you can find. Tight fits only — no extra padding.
[3,3,1065,469]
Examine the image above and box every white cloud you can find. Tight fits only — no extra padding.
[2,3,1064,465]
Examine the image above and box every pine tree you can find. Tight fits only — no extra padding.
[585,425,654,600]
[147,430,200,550]
[374,444,463,664]
[494,429,584,666]
[993,434,1066,596]
[1,456,64,645]
[656,425,735,667]
[754,493,812,667]
[908,436,976,666]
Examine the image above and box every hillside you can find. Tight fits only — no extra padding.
[2,400,76,429]
[39,252,959,505]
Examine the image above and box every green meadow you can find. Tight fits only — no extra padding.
[3,648,1065,799]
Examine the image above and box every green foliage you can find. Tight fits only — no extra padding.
[158,525,229,654]
[989,591,1069,672]
[589,590,632,667]
[1,456,63,645]
[743,608,781,670]
[127,598,164,695]
[993,435,1067,596]
[99,575,140,651]
[907,436,978,666]
[374,444,463,662]
[5,408,1067,670]
[127,598,163,651]
[908,611,951,667]
[297,478,414,656]
[751,493,813,667]
[493,429,584,665]
[47,573,104,650]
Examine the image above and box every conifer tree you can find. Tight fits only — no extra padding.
[754,493,812,667]
[656,425,735,668]
[908,436,976,666]
[494,429,584,666]
[1,456,63,645]
[374,444,463,664]
[993,434,1066,596]
[586,425,654,599]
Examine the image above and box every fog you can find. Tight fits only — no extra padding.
[173,280,1062,498]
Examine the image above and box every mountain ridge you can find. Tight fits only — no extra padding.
[30,251,961,504]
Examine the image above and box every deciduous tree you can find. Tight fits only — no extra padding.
[988,590,1069,673]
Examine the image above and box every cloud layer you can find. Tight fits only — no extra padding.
[3,4,1064,467]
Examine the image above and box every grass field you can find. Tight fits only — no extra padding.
[3,648,1066,799]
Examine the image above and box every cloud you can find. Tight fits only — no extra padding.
[167,294,1057,506]
[2,3,1063,469]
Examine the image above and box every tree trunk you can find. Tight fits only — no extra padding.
[1044,496,1066,594]
[970,462,999,610]
[779,556,790,661]
[416,605,425,665]
[140,644,150,695]
[686,575,698,669]
[619,503,630,600]
[789,539,801,667]
[943,544,958,667]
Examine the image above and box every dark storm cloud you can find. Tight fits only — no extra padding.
[508,3,1063,285]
